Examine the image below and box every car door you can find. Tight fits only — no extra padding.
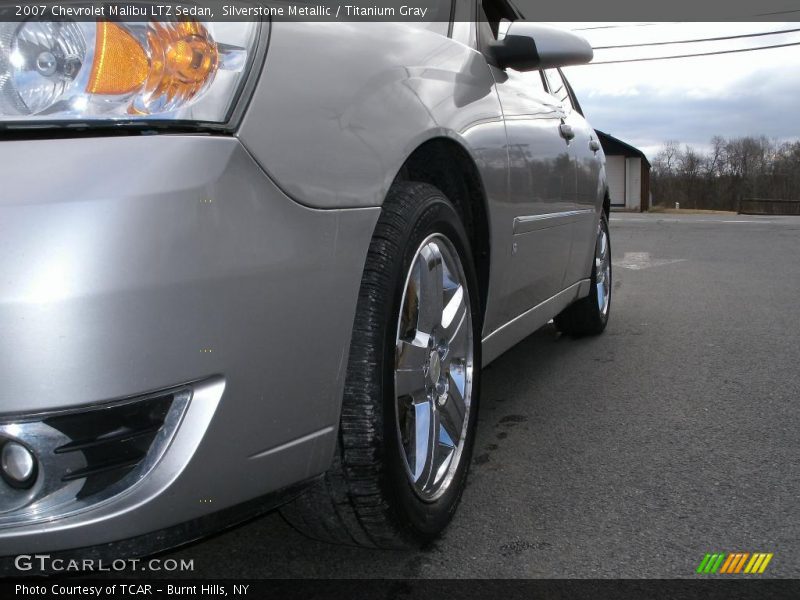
[543,68,604,286]
[477,0,576,325]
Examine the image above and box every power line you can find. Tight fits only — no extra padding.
[572,23,681,31]
[594,28,800,49]
[753,8,800,16]
[586,41,800,65]
[572,12,800,29]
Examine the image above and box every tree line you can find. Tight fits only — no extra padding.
[650,136,800,212]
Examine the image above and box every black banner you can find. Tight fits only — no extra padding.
[3,580,800,600]
[0,0,798,22]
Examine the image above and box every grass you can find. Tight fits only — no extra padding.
[648,207,737,215]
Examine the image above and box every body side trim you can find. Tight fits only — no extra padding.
[513,208,595,234]
[481,279,591,366]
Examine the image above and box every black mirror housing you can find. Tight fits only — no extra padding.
[491,23,593,72]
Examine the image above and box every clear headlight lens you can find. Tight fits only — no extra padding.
[0,15,260,125]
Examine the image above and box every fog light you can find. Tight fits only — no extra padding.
[1,442,37,489]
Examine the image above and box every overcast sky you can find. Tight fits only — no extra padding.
[555,22,800,160]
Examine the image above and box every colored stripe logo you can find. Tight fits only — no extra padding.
[696,552,773,574]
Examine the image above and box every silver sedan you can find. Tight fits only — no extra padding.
[0,2,611,557]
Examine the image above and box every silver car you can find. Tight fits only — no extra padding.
[0,2,611,557]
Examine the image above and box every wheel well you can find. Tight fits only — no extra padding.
[395,138,491,317]
[603,192,611,219]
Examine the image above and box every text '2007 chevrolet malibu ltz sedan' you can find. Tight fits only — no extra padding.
[0,1,612,556]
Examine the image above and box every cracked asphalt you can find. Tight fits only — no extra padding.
[163,213,800,578]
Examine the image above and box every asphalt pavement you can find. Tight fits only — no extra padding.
[165,213,800,578]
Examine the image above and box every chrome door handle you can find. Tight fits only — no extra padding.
[589,139,601,152]
[559,123,575,141]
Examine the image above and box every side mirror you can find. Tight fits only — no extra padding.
[490,23,593,71]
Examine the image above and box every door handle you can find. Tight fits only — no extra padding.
[559,123,575,141]
[589,139,601,152]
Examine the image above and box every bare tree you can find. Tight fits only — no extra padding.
[650,135,800,212]
[653,140,681,176]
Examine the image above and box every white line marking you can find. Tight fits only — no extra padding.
[613,218,778,224]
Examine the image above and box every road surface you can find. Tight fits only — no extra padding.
[164,213,800,578]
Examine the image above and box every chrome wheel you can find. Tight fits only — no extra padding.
[394,233,474,501]
[595,221,611,317]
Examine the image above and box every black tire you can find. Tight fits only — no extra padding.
[554,213,612,337]
[281,182,482,548]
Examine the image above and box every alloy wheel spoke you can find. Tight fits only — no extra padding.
[598,229,608,260]
[444,311,468,370]
[430,421,456,490]
[395,365,427,399]
[396,337,429,372]
[440,367,467,443]
[442,284,466,337]
[597,285,606,312]
[410,400,435,484]
[416,243,445,335]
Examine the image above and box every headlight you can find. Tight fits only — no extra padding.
[0,13,261,127]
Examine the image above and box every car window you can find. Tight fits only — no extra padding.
[531,71,547,94]
[405,0,454,37]
[543,68,574,110]
[497,18,512,39]
[476,1,497,49]
[477,0,517,50]
[452,0,476,45]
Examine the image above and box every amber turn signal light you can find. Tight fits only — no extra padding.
[88,20,219,113]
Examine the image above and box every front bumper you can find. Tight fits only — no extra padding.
[0,134,379,556]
